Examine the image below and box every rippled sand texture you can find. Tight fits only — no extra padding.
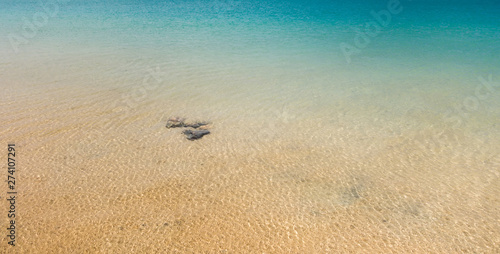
[1,52,499,253]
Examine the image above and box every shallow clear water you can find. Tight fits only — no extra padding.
[1,0,499,252]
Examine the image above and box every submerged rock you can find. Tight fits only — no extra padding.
[166,117,209,129]
[166,117,186,128]
[182,129,210,140]
[166,116,212,140]
[186,121,209,129]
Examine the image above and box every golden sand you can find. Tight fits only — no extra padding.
[1,56,499,253]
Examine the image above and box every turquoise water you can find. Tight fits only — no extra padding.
[3,0,499,69]
[3,0,499,107]
[4,0,494,127]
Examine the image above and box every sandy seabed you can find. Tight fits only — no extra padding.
[1,55,499,253]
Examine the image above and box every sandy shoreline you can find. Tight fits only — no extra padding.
[1,0,499,250]
[1,72,498,252]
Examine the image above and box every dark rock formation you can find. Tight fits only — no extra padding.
[166,117,212,140]
[182,129,210,140]
[186,121,209,129]
[166,117,209,129]
[166,117,186,128]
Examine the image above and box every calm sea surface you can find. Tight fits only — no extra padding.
[1,0,499,252]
